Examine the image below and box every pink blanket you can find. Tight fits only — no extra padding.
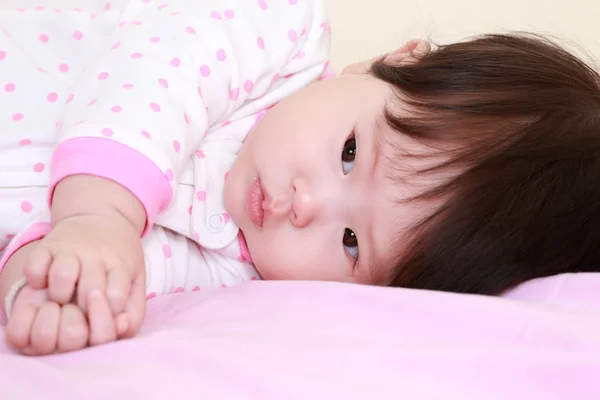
[1,274,599,399]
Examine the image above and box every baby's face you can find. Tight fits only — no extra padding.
[224,65,445,284]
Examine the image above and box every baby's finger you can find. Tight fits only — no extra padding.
[29,302,60,355]
[119,275,146,339]
[5,304,37,350]
[48,253,80,304]
[105,266,131,316]
[87,290,117,346]
[24,246,53,289]
[58,304,89,353]
[77,258,106,313]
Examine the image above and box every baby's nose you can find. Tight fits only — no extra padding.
[290,178,320,228]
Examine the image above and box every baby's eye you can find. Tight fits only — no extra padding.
[341,136,356,174]
[343,228,359,260]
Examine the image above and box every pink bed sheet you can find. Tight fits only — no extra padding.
[1,273,599,399]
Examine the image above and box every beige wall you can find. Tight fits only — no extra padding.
[326,0,600,71]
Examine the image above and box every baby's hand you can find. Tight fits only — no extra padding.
[6,283,121,355]
[25,214,147,341]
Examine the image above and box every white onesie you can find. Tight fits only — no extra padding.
[0,0,331,298]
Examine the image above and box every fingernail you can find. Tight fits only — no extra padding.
[119,318,129,335]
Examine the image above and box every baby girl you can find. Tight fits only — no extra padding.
[2,0,600,356]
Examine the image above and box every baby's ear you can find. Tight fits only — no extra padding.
[341,39,431,76]
[384,39,432,65]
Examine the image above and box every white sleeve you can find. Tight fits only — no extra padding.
[50,0,330,232]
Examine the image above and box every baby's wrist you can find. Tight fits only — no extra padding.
[51,175,147,235]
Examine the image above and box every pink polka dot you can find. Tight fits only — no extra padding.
[294,50,305,60]
[146,292,157,300]
[111,42,120,50]
[39,34,49,43]
[131,52,144,59]
[184,113,190,124]
[289,0,298,4]
[33,162,45,172]
[12,113,23,121]
[224,9,235,19]
[111,105,122,113]
[150,36,161,43]
[98,71,109,80]
[216,49,227,61]
[0,50,5,61]
[122,83,134,89]
[271,74,280,83]
[210,11,221,20]
[188,205,193,215]
[158,4,168,10]
[163,245,172,259]
[244,80,254,93]
[46,91,59,102]
[170,57,180,67]
[36,66,46,73]
[19,138,31,146]
[101,127,114,137]
[20,201,32,213]
[197,86,202,97]
[196,190,206,202]
[224,171,229,180]
[149,102,161,112]
[173,140,180,153]
[87,99,97,106]
[158,78,168,88]
[229,88,239,101]
[192,286,200,291]
[35,6,44,10]
[223,213,230,223]
[56,121,63,128]
[301,27,307,36]
[257,36,265,50]
[140,130,151,139]
[195,149,205,158]
[131,21,143,26]
[288,29,298,42]
[199,65,211,77]
[73,30,83,40]
[104,2,111,11]
[185,26,196,35]
[174,287,184,293]
[221,284,228,289]
[59,63,69,73]
[258,0,268,10]
[4,83,15,92]
[66,94,74,104]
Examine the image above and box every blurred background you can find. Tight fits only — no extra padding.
[326,0,600,71]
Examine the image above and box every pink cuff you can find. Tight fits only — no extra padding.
[50,138,173,236]
[238,232,252,263]
[0,222,52,276]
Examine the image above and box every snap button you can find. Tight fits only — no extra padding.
[207,212,225,232]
